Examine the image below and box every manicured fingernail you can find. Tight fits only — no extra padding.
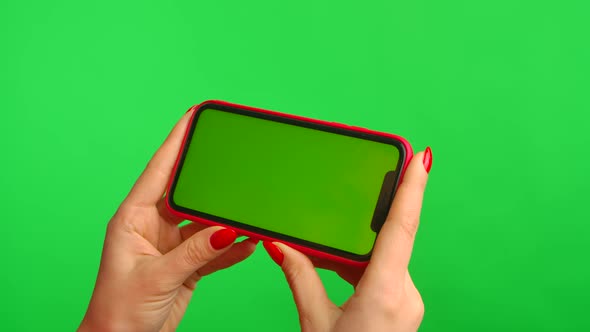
[263,241,284,266]
[241,237,259,245]
[210,228,237,250]
[423,147,432,173]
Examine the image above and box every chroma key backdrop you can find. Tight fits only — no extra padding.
[1,0,588,331]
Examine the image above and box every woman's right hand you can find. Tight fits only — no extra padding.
[262,148,432,332]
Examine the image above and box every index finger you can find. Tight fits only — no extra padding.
[124,107,195,206]
[363,148,431,285]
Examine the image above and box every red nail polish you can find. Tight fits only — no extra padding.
[247,238,260,245]
[423,147,432,173]
[263,242,284,266]
[210,229,237,250]
[186,105,195,113]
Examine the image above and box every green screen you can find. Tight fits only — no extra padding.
[173,108,400,256]
[2,0,589,331]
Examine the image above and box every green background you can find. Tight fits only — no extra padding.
[1,0,588,331]
[174,107,400,256]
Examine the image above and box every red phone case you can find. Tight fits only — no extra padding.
[165,100,414,266]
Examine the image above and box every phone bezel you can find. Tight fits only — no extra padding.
[167,101,409,264]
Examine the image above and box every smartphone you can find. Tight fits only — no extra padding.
[166,100,413,266]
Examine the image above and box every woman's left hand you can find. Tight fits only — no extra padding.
[78,110,258,332]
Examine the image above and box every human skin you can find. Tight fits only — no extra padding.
[263,147,432,332]
[79,108,432,332]
[78,110,258,332]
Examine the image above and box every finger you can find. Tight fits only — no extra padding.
[158,226,237,285]
[404,271,425,328]
[157,197,185,225]
[308,255,365,287]
[197,238,258,276]
[179,221,207,241]
[125,108,195,206]
[264,242,340,330]
[363,148,431,285]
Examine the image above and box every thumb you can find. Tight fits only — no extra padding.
[263,242,340,330]
[159,226,237,285]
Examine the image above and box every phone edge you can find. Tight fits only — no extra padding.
[164,100,414,267]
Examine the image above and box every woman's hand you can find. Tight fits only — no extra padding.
[263,148,432,332]
[78,110,258,332]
